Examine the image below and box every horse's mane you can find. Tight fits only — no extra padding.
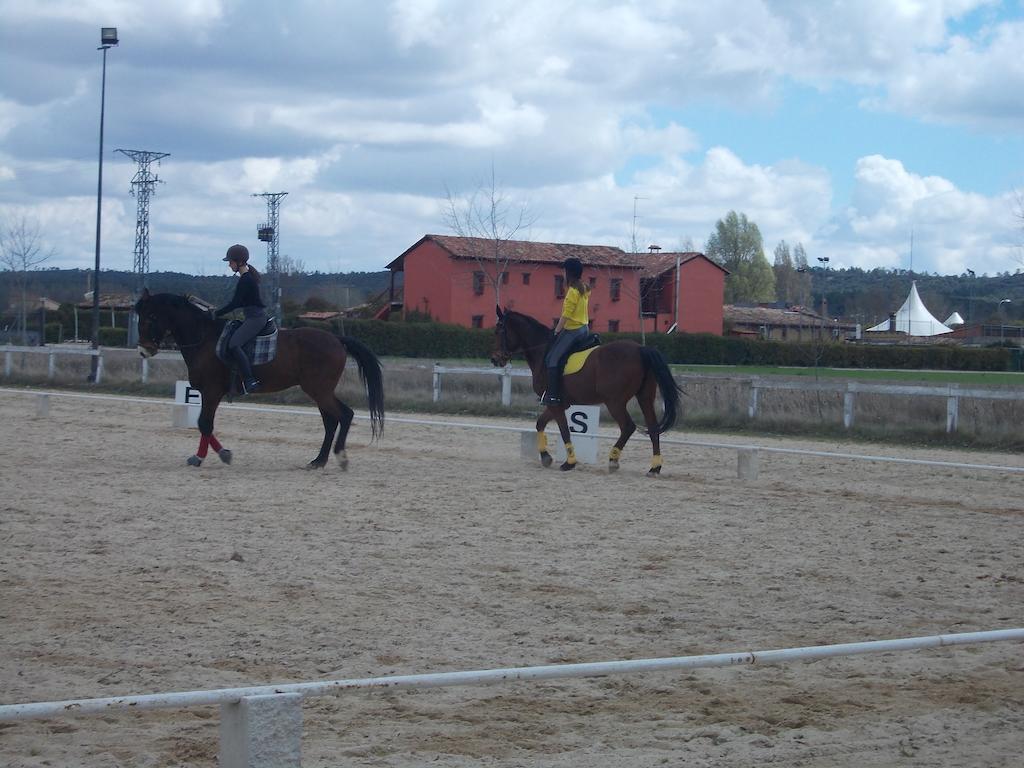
[140,292,222,330]
[505,310,553,340]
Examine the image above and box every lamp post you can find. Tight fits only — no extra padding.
[999,298,1011,344]
[966,268,975,325]
[89,27,118,382]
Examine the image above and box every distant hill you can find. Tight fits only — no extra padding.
[0,268,391,311]
[3,265,1023,327]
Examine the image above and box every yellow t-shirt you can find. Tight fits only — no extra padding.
[561,285,590,330]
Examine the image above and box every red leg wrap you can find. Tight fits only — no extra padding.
[197,434,211,458]
[208,435,222,452]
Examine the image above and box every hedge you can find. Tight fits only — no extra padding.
[292,318,1013,372]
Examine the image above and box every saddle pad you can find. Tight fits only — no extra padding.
[564,346,597,376]
[216,321,279,365]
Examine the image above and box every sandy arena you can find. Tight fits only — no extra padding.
[0,388,1022,767]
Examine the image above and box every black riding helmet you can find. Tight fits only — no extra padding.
[223,244,249,264]
[563,257,583,280]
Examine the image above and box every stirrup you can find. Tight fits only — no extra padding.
[242,378,261,394]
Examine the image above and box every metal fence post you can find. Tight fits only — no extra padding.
[4,350,10,377]
[48,352,56,380]
[747,378,759,419]
[843,383,855,429]
[947,385,959,433]
[501,364,512,406]
[141,357,149,384]
[432,363,442,402]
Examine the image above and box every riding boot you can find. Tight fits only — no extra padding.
[543,366,562,405]
[231,346,261,394]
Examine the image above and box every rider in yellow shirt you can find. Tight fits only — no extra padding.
[543,257,590,405]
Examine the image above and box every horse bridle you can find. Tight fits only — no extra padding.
[496,314,548,358]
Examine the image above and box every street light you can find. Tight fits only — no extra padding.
[999,298,1011,344]
[966,268,975,324]
[89,27,118,382]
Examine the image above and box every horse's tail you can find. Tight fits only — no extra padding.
[639,346,682,434]
[338,335,385,439]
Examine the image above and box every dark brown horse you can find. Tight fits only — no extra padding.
[135,290,384,469]
[491,307,681,475]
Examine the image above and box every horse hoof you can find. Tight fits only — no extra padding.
[218,448,232,465]
[186,455,202,467]
[540,452,553,468]
[608,461,620,473]
[335,450,348,470]
[647,466,662,477]
[560,461,576,471]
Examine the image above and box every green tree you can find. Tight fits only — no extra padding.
[774,240,812,305]
[705,211,775,303]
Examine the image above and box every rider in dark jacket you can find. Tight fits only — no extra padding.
[216,244,266,393]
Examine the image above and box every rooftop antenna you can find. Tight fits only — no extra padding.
[116,148,170,346]
[253,191,288,323]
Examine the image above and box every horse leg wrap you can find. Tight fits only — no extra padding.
[650,454,663,470]
[565,442,576,464]
[208,435,223,452]
[609,446,622,462]
[196,434,211,459]
[536,432,548,453]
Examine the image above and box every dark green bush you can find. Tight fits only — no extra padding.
[99,327,128,347]
[290,317,1011,371]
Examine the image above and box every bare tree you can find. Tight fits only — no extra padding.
[443,165,536,307]
[0,215,54,344]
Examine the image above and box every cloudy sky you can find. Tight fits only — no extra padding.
[1,0,1023,278]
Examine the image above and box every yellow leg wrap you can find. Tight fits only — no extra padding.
[537,432,548,452]
[609,446,622,461]
[650,454,663,469]
[565,443,576,464]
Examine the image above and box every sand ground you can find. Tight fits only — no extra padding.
[0,388,1022,767]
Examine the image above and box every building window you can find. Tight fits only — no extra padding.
[522,272,530,286]
[471,315,483,329]
[589,276,597,289]
[473,271,485,296]
[501,271,509,285]
[555,275,565,298]
[610,278,621,302]
[608,319,620,332]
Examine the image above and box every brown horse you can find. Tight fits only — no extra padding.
[491,307,681,475]
[135,290,384,469]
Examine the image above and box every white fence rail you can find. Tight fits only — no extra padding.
[1,628,1021,767]
[5,351,1024,435]
[0,345,166,385]
[433,362,531,405]
[431,363,1024,433]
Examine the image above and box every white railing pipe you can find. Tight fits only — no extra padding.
[2,628,1022,723]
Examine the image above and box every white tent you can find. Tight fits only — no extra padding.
[944,311,965,326]
[867,281,953,336]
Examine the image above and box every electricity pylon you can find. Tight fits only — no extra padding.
[116,148,169,345]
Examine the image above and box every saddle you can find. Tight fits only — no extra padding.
[216,318,279,366]
[556,333,601,376]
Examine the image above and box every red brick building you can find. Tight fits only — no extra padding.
[384,235,725,335]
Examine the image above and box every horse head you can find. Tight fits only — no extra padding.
[135,290,213,358]
[491,306,551,367]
